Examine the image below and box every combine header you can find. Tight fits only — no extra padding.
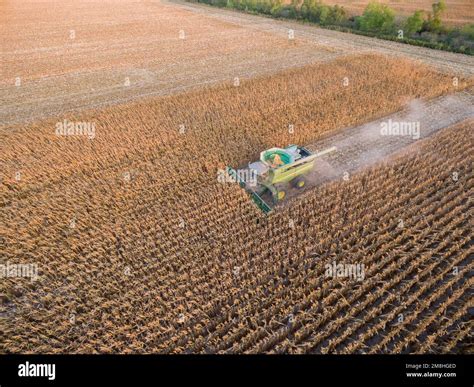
[227,144,336,214]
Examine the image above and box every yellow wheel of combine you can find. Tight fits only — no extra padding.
[273,184,287,203]
[292,176,306,189]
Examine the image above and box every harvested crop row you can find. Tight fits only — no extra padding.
[160,120,472,351]
[1,0,337,126]
[1,53,467,199]
[4,116,473,351]
[1,51,471,353]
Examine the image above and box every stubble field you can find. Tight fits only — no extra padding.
[2,0,474,358]
[1,0,336,126]
[2,39,472,353]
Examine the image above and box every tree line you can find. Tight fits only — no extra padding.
[189,0,474,54]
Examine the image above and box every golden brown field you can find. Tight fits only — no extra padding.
[0,0,335,126]
[1,54,467,187]
[2,50,472,353]
[3,0,473,128]
[322,0,474,25]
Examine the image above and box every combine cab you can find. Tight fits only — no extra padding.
[227,144,336,213]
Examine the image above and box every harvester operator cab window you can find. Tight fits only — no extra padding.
[270,154,284,168]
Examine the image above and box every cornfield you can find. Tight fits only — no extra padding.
[1,0,335,127]
[1,51,472,353]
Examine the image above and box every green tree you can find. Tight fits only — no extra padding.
[460,23,474,40]
[426,0,447,32]
[358,2,395,33]
[290,0,303,12]
[327,5,347,25]
[405,10,425,35]
[300,0,326,23]
[284,0,302,18]
[318,4,330,24]
[300,0,316,20]
[270,0,283,16]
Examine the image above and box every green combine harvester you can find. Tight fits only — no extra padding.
[227,144,336,214]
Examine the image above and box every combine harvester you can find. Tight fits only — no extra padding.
[227,145,336,214]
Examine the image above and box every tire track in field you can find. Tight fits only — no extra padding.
[296,90,474,193]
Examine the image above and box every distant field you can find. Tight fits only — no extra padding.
[0,0,335,126]
[2,0,473,127]
[322,0,474,26]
